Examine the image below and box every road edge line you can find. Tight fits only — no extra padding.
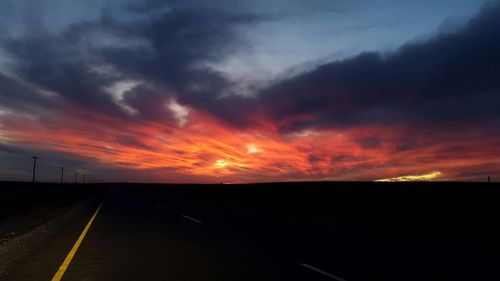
[51,202,103,281]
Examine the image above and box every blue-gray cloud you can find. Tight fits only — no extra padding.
[256,3,500,132]
[0,4,266,125]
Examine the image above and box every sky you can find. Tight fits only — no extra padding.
[0,0,499,183]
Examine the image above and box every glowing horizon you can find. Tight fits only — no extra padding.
[375,171,443,182]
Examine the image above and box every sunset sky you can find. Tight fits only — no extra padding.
[0,0,499,183]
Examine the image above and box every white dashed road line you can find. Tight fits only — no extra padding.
[182,214,203,224]
[300,263,347,281]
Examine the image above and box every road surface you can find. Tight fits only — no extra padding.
[1,183,499,281]
[0,188,338,281]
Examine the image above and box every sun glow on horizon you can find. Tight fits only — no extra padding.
[375,171,442,182]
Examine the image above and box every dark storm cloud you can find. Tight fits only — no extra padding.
[121,84,171,121]
[257,3,500,132]
[0,72,53,113]
[101,8,263,81]
[2,1,499,133]
[0,5,264,125]
[102,8,267,126]
[2,28,126,117]
[128,0,345,15]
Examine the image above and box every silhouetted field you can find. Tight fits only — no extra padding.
[112,182,500,280]
[0,182,102,242]
[154,181,500,240]
[115,181,500,280]
[2,181,499,241]
[0,182,101,221]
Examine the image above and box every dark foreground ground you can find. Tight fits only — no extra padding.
[0,182,100,244]
[0,181,499,280]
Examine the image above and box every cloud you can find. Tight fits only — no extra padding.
[246,144,261,154]
[3,31,124,116]
[256,3,500,132]
[129,0,345,16]
[0,5,266,126]
[0,2,499,182]
[167,99,189,127]
[8,2,498,133]
[0,72,53,114]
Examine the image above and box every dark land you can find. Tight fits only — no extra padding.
[0,181,499,280]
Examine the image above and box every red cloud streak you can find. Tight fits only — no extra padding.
[1,104,499,183]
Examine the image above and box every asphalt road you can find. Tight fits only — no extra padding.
[0,188,332,281]
[1,183,499,281]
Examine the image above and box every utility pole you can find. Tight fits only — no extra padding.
[74,172,78,184]
[31,156,39,183]
[60,167,64,184]
[83,174,86,184]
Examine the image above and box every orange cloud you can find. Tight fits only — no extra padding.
[1,105,499,183]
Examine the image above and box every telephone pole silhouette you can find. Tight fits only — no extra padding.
[31,156,39,183]
[60,167,64,184]
[74,172,78,184]
[83,174,86,183]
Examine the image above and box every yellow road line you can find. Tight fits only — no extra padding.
[51,202,103,281]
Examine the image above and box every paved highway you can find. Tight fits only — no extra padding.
[1,183,499,281]
[0,188,338,281]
